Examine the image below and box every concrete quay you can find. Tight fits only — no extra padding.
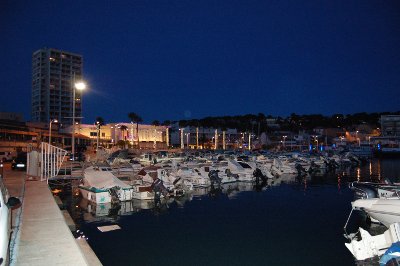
[2,166,102,266]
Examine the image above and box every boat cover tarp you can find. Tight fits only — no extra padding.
[84,166,131,189]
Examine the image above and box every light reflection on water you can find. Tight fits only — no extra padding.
[58,158,400,266]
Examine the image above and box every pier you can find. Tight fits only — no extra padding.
[2,165,102,266]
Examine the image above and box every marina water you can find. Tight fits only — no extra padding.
[59,158,400,266]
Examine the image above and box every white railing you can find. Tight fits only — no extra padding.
[40,143,67,182]
[26,143,68,182]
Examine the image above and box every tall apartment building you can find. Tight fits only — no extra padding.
[31,48,83,125]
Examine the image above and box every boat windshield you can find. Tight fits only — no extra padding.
[237,162,251,169]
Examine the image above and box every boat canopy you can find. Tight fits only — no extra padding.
[84,166,131,189]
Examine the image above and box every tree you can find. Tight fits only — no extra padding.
[120,124,128,141]
[151,120,160,126]
[178,120,188,128]
[162,120,171,126]
[128,112,143,148]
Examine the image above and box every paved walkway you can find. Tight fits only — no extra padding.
[2,165,102,266]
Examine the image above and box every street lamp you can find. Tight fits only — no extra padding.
[72,80,86,160]
[180,128,184,149]
[96,121,100,151]
[356,130,360,146]
[312,135,318,151]
[153,128,157,150]
[49,119,58,144]
[282,135,287,148]
[186,133,190,149]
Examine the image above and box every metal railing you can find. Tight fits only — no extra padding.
[39,143,68,182]
[27,142,67,182]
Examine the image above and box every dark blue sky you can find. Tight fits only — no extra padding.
[1,0,399,124]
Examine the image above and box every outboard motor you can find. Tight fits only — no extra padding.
[208,170,221,187]
[171,177,186,197]
[151,178,169,204]
[253,168,267,191]
[326,159,338,171]
[308,161,319,173]
[253,168,267,184]
[108,187,121,204]
[295,163,306,176]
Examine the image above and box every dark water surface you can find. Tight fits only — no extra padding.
[63,158,400,266]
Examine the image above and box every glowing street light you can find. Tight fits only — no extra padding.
[49,119,58,144]
[72,79,86,160]
[356,130,360,146]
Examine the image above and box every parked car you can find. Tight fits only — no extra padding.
[0,153,12,163]
[11,153,27,170]
[0,176,21,265]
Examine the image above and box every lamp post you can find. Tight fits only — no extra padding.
[356,130,360,146]
[153,127,157,150]
[282,135,287,149]
[166,127,170,148]
[110,126,114,144]
[186,133,190,149]
[214,129,218,150]
[222,131,226,150]
[312,135,318,151]
[96,121,100,151]
[248,133,252,151]
[49,119,58,144]
[72,80,86,160]
[180,128,184,149]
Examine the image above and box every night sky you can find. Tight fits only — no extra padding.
[1,0,400,124]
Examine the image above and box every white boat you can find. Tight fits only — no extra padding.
[79,198,138,222]
[352,197,400,227]
[138,166,192,194]
[217,169,238,184]
[214,160,254,183]
[345,223,400,260]
[79,166,133,204]
[270,158,297,176]
[130,180,155,200]
[191,187,210,197]
[138,153,157,166]
[111,163,137,178]
[176,166,211,188]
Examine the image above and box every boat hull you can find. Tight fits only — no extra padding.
[79,186,133,204]
[353,198,400,227]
